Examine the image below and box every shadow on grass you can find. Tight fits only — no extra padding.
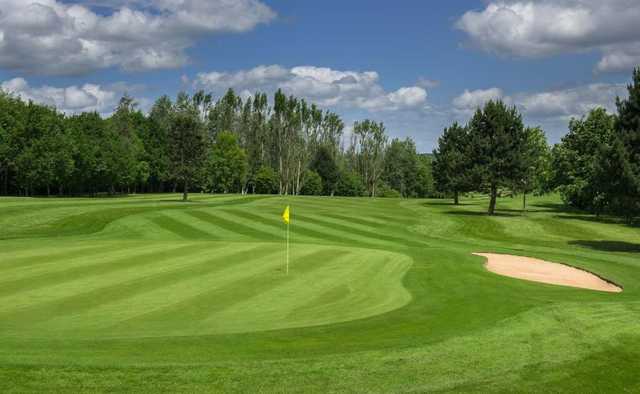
[569,240,640,253]
[443,210,520,218]
[555,214,640,228]
[423,200,472,207]
[529,202,578,213]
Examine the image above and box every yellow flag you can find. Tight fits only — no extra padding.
[282,205,290,224]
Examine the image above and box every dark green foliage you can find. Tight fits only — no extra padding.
[311,145,339,195]
[13,104,73,196]
[206,131,248,193]
[551,107,615,210]
[144,95,173,192]
[168,99,208,201]
[335,170,366,197]
[0,92,26,195]
[415,154,434,198]
[436,101,534,213]
[376,182,402,198]
[382,138,421,197]
[519,127,551,210]
[593,138,639,218]
[301,170,323,195]
[0,86,425,200]
[468,100,528,214]
[546,68,640,221]
[432,123,472,204]
[254,166,279,194]
[105,96,149,193]
[607,67,640,219]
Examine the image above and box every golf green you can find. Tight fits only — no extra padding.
[0,194,639,392]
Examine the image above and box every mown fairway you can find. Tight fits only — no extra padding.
[0,194,639,392]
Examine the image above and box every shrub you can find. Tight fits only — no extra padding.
[254,166,279,194]
[301,170,323,195]
[376,183,402,198]
[335,171,366,197]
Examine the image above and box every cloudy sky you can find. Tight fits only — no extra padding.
[0,0,637,151]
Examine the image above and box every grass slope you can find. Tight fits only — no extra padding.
[0,193,639,392]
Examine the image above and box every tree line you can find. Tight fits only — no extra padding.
[0,88,434,200]
[433,67,640,220]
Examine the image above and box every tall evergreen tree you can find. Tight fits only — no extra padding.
[311,145,340,196]
[597,67,640,219]
[168,95,207,201]
[468,100,527,215]
[432,123,471,204]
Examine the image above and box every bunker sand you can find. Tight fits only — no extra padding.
[473,253,622,293]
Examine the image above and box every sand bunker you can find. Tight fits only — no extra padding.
[473,253,622,293]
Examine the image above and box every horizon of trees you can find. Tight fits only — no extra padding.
[0,88,433,200]
[1,67,638,221]
[433,67,640,220]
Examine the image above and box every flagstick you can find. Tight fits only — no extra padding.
[286,221,290,275]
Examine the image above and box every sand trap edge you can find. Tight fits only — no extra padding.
[473,252,623,293]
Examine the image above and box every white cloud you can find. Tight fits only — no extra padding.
[515,83,627,119]
[0,0,275,75]
[194,65,428,112]
[450,82,629,144]
[1,77,136,114]
[456,0,640,73]
[388,87,428,108]
[452,83,627,120]
[596,43,640,73]
[452,87,506,115]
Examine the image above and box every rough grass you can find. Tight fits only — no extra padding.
[0,193,639,392]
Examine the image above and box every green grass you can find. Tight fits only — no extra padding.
[0,193,639,392]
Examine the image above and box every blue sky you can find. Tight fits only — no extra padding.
[0,0,638,151]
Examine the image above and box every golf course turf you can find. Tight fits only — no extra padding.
[0,194,639,392]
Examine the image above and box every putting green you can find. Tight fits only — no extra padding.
[0,240,411,338]
[1,194,639,392]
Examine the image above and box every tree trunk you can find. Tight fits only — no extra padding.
[295,160,302,195]
[182,179,189,201]
[454,190,459,205]
[522,192,527,212]
[279,156,283,195]
[488,184,497,215]
[46,184,50,197]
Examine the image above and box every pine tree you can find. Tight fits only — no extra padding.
[604,67,640,219]
[168,95,207,201]
[432,122,471,205]
[468,100,527,215]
